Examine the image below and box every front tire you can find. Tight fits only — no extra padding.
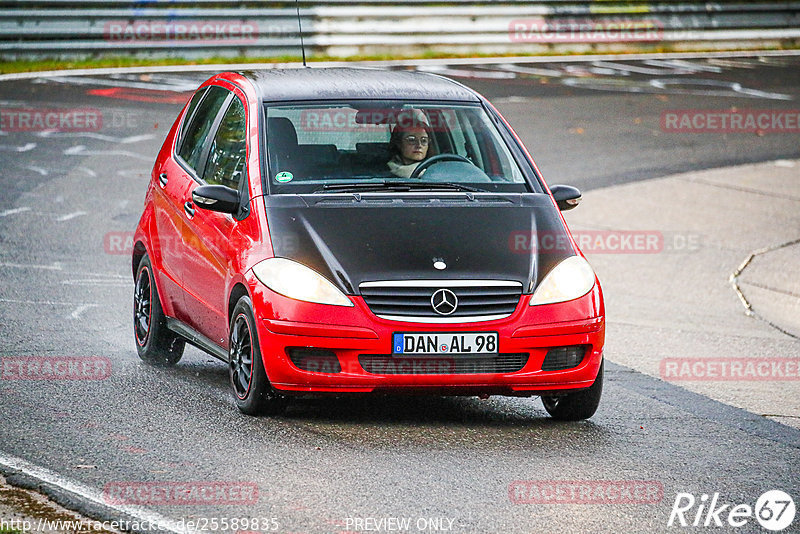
[229,296,288,416]
[542,360,603,421]
[134,255,185,366]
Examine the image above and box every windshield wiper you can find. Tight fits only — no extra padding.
[315,181,486,193]
[391,181,487,193]
[316,182,393,192]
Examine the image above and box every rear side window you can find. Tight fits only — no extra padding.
[177,86,229,173]
[203,97,246,190]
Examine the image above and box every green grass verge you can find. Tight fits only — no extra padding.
[1,45,797,75]
[0,52,551,74]
[0,55,303,74]
[0,53,475,74]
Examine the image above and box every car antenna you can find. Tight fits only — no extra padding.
[295,0,308,67]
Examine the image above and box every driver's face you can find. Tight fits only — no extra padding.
[399,128,429,164]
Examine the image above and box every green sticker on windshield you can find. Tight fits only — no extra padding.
[275,171,293,183]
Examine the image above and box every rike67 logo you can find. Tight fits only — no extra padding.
[668,490,795,531]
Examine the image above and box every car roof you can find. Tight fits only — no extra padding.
[237,67,482,103]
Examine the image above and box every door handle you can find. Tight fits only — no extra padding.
[158,172,168,187]
[184,201,195,218]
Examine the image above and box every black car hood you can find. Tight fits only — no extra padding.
[263,193,573,295]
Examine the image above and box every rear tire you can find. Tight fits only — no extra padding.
[542,360,603,421]
[134,255,185,366]
[229,296,288,416]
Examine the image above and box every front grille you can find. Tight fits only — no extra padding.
[541,345,587,371]
[360,281,522,321]
[359,353,529,375]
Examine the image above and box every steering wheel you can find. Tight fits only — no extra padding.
[410,153,473,179]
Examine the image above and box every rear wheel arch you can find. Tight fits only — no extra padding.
[134,254,185,366]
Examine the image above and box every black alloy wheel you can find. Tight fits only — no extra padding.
[133,255,185,366]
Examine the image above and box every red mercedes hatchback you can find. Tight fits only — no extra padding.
[132,68,605,419]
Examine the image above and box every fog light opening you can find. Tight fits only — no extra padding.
[286,348,342,374]
[541,345,588,372]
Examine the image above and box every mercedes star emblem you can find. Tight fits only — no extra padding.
[431,288,458,316]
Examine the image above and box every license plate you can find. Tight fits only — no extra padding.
[392,332,498,355]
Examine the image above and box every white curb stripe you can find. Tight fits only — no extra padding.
[0,452,193,534]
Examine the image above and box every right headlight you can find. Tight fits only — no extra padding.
[252,258,353,307]
[529,255,596,306]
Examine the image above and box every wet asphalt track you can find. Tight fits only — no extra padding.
[0,55,799,534]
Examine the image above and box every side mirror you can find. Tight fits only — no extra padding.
[550,184,582,211]
[192,185,240,214]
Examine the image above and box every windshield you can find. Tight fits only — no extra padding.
[264,101,534,194]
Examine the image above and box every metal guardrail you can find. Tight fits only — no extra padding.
[1,2,799,59]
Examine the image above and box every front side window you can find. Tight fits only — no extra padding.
[179,87,207,143]
[178,86,229,174]
[264,101,533,193]
[203,97,246,190]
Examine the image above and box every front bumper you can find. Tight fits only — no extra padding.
[250,277,604,396]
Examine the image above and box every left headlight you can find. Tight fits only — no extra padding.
[252,258,353,307]
[529,255,596,306]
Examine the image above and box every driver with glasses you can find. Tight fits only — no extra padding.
[387,110,437,178]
